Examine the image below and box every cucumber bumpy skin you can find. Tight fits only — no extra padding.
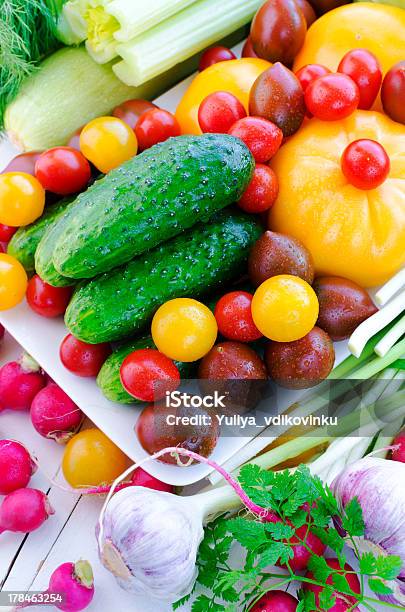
[7,198,74,276]
[52,134,255,280]
[97,337,195,404]
[35,202,78,288]
[65,209,262,344]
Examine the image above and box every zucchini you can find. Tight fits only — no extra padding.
[7,198,73,276]
[97,337,195,404]
[35,203,77,287]
[52,134,254,279]
[65,209,262,343]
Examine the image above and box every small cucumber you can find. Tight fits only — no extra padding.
[7,198,73,276]
[52,134,254,279]
[35,204,77,287]
[65,209,262,343]
[97,337,195,405]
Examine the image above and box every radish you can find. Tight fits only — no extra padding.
[0,439,36,494]
[304,558,360,611]
[0,323,4,343]
[82,466,174,495]
[30,383,83,443]
[0,354,46,411]
[391,428,405,463]
[0,488,54,534]
[250,590,298,611]
[17,560,94,611]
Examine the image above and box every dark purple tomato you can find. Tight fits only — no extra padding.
[265,326,335,389]
[295,0,317,26]
[199,341,268,413]
[249,63,306,136]
[381,61,405,125]
[309,0,349,14]
[136,401,219,465]
[242,37,259,58]
[313,276,378,341]
[248,231,314,287]
[250,0,307,65]
[112,99,157,130]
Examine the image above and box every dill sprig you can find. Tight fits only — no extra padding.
[0,0,64,129]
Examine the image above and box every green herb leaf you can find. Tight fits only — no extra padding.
[341,498,365,537]
[319,584,336,611]
[331,572,356,596]
[312,527,345,554]
[263,522,294,540]
[307,555,334,582]
[255,541,293,569]
[227,517,266,549]
[173,592,192,610]
[297,589,317,612]
[191,594,216,612]
[368,578,394,595]
[375,555,403,581]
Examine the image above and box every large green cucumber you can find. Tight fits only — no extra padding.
[7,198,73,276]
[35,203,78,288]
[52,134,254,279]
[65,209,262,343]
[97,337,196,405]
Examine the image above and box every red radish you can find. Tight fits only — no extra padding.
[30,384,83,443]
[26,275,73,318]
[262,512,326,571]
[83,466,174,495]
[391,429,405,463]
[60,334,111,377]
[0,440,36,494]
[0,488,54,534]
[304,558,361,611]
[250,589,298,611]
[0,323,4,343]
[17,560,94,611]
[0,354,46,411]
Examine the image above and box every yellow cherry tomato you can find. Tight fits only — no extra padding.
[0,254,28,310]
[294,4,405,111]
[62,428,130,488]
[151,298,218,362]
[269,111,405,287]
[252,275,319,342]
[80,116,138,173]
[0,172,45,227]
[175,58,271,135]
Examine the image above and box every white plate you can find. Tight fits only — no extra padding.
[0,50,352,486]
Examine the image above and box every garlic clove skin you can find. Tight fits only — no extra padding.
[97,486,204,601]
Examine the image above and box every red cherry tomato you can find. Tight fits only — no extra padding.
[2,152,42,176]
[341,139,390,190]
[198,91,247,134]
[214,291,262,342]
[120,348,180,402]
[305,73,360,121]
[35,147,91,195]
[295,64,331,93]
[199,46,237,71]
[242,37,258,58]
[0,224,17,242]
[60,334,111,377]
[381,61,405,125]
[112,99,157,130]
[135,109,181,152]
[26,275,73,318]
[228,117,283,163]
[67,128,83,151]
[238,164,279,213]
[338,48,382,110]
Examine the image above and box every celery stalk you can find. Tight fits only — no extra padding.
[4,47,188,151]
[57,0,88,44]
[107,0,200,43]
[114,0,262,86]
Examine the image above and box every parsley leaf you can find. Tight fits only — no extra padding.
[368,578,394,595]
[227,517,266,549]
[307,555,334,582]
[341,498,365,536]
[319,584,336,611]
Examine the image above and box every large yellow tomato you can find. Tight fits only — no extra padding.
[175,58,271,135]
[269,111,405,288]
[294,4,405,110]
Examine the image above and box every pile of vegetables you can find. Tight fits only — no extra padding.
[0,0,404,609]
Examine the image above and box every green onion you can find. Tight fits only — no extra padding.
[347,339,405,380]
[113,0,262,86]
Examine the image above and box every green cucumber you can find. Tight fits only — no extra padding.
[97,337,195,405]
[7,198,73,276]
[52,134,254,279]
[35,203,77,287]
[65,209,262,343]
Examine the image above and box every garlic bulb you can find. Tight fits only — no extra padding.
[98,486,204,601]
[332,456,405,606]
